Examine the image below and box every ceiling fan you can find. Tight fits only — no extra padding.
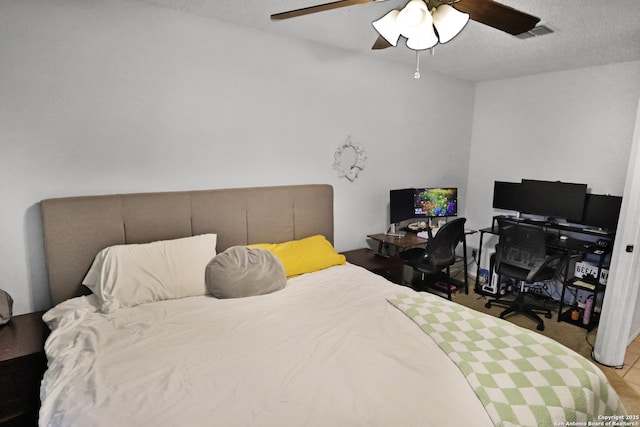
[271,0,541,50]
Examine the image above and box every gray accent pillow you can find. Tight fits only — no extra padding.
[205,246,286,299]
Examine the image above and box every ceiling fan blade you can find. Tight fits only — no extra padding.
[371,35,393,50]
[453,0,540,35]
[271,0,379,20]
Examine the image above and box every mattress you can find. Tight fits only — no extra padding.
[39,263,623,426]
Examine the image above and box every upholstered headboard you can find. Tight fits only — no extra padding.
[40,184,334,305]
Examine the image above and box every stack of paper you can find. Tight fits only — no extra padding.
[417,231,430,239]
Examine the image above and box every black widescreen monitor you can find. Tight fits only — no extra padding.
[577,194,623,231]
[519,179,587,220]
[492,181,524,211]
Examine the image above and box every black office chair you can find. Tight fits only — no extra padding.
[402,217,467,300]
[485,218,563,331]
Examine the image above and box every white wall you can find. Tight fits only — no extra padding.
[465,61,640,258]
[0,0,475,314]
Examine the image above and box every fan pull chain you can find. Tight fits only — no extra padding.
[414,48,435,79]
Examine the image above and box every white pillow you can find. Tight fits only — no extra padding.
[83,234,217,313]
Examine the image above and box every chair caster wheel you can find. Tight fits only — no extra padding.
[485,302,492,309]
[537,324,545,331]
[545,313,552,319]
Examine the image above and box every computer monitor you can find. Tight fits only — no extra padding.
[492,181,524,212]
[519,179,587,220]
[414,188,458,217]
[576,193,623,231]
[389,188,415,224]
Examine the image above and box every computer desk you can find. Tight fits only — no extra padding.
[367,229,476,295]
[367,232,429,258]
[475,216,614,289]
[475,216,614,329]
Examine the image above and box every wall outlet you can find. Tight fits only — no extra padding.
[471,249,477,258]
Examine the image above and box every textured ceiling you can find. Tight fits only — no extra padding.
[137,0,640,82]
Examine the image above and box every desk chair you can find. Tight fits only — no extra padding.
[402,217,467,300]
[485,218,563,331]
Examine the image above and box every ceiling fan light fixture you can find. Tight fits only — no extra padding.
[397,0,431,39]
[406,29,438,50]
[431,4,469,43]
[397,0,427,24]
[372,9,401,46]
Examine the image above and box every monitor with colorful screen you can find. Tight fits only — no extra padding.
[414,188,458,218]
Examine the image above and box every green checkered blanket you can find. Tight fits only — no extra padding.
[388,293,625,427]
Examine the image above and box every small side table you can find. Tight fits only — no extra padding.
[0,311,48,426]
[342,248,405,285]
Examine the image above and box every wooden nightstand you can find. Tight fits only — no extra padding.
[0,311,48,427]
[342,248,405,285]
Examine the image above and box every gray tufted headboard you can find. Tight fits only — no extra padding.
[40,184,334,306]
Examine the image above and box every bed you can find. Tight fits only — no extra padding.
[38,184,626,427]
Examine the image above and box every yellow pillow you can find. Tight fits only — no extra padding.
[249,235,346,277]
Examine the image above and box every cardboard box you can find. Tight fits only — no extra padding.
[574,261,608,285]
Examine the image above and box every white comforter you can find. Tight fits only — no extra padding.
[40,263,494,427]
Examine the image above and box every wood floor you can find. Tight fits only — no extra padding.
[619,334,640,395]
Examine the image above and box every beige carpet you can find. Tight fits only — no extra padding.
[451,289,640,415]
